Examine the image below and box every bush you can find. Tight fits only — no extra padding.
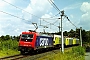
[0,40,18,51]
[72,46,85,56]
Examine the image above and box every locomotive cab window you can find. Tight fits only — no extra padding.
[21,34,33,42]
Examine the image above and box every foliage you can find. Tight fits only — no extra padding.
[37,46,85,60]
[0,35,19,41]
[0,49,20,58]
[0,39,18,51]
[72,46,85,56]
[0,35,19,58]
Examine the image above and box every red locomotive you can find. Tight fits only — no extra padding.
[18,30,53,54]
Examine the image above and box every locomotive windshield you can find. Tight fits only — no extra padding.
[21,34,33,42]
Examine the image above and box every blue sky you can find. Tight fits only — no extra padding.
[0,0,90,36]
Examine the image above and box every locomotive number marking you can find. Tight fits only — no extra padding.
[40,38,48,46]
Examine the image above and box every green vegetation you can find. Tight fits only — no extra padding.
[37,46,85,60]
[0,40,18,50]
[0,49,20,58]
[0,35,20,58]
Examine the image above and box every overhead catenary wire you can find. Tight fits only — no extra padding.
[2,0,60,20]
[0,10,32,23]
[50,13,60,18]
[3,0,78,33]
[48,0,78,29]
[51,20,59,24]
[42,19,58,27]
[2,0,40,19]
[64,15,78,28]
[3,0,78,32]
[0,10,58,33]
[2,0,60,29]
[40,19,60,29]
[48,0,60,13]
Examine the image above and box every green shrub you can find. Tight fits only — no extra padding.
[72,46,85,56]
[0,40,18,51]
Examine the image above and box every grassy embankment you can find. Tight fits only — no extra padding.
[0,40,20,58]
[37,46,85,60]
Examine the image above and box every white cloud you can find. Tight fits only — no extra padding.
[80,2,90,30]
[0,17,35,36]
[0,0,14,9]
[21,0,57,33]
[80,2,90,13]
[22,0,52,22]
[63,3,81,11]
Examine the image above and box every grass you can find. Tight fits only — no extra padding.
[37,46,85,60]
[0,49,20,58]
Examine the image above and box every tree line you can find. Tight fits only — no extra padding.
[0,35,19,41]
[0,28,90,43]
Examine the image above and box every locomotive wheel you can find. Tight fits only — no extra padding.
[20,51,25,54]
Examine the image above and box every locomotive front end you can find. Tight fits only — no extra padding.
[18,31,37,54]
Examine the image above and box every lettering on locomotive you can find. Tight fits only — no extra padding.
[40,38,49,46]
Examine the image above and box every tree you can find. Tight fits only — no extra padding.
[86,31,90,42]
[0,35,5,41]
[76,28,80,38]
[12,36,20,41]
[68,29,75,37]
[81,29,87,43]
[4,35,10,40]
[63,31,68,36]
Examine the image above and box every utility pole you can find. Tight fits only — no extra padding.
[61,10,64,53]
[80,27,82,47]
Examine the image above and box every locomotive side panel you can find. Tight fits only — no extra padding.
[65,38,69,46]
[69,38,73,45]
[76,39,80,44]
[35,36,53,49]
[73,38,76,45]
[53,35,61,45]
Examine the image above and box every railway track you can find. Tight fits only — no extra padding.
[0,54,29,60]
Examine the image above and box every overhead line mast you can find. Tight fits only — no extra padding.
[48,0,64,53]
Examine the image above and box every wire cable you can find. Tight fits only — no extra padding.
[2,0,40,18]
[2,0,61,33]
[3,0,60,20]
[0,10,32,23]
[0,10,57,33]
[42,19,58,27]
[64,15,78,28]
[48,0,60,13]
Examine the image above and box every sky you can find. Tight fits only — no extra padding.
[0,0,90,36]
